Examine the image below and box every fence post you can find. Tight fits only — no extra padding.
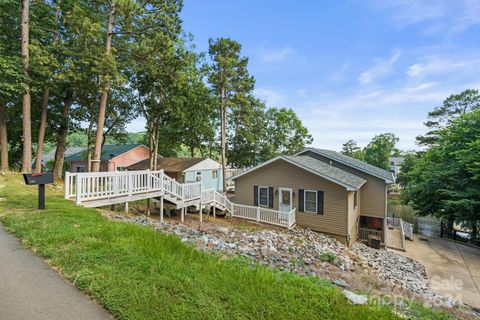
[64,171,70,199]
[75,176,81,205]
[147,169,151,191]
[128,171,132,196]
[256,206,260,222]
[160,170,164,192]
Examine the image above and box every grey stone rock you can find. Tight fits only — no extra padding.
[332,279,351,288]
[343,289,368,305]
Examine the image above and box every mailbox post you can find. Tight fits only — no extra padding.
[23,172,54,209]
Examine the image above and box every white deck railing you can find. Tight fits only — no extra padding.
[387,217,413,240]
[65,170,295,229]
[231,203,295,229]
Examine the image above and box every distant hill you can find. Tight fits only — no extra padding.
[65,131,147,148]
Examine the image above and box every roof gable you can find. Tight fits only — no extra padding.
[231,155,366,191]
[298,148,394,183]
[126,157,208,172]
[184,158,221,172]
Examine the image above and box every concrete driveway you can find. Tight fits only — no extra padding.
[0,225,112,320]
[399,235,480,308]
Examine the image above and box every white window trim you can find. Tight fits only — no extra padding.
[304,189,318,214]
[258,186,269,207]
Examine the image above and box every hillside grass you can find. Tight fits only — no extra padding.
[0,174,448,319]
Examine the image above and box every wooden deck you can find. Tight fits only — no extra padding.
[64,170,296,229]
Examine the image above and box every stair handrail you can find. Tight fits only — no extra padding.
[162,173,183,198]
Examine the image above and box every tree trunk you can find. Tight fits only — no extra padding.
[147,121,158,170]
[21,0,32,173]
[34,87,49,173]
[0,101,8,172]
[92,1,114,172]
[53,90,73,179]
[220,89,227,193]
[86,117,94,172]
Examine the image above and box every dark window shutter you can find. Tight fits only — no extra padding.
[317,191,324,215]
[268,187,274,208]
[299,189,304,212]
[253,186,258,206]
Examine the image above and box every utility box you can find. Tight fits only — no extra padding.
[23,172,54,209]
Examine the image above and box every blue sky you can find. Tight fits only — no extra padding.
[127,0,480,151]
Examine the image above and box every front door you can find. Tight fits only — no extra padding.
[279,188,292,212]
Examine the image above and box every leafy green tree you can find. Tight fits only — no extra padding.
[228,95,266,167]
[395,152,420,187]
[416,89,480,146]
[0,0,23,171]
[341,140,364,160]
[261,107,313,160]
[129,0,185,168]
[208,37,255,191]
[178,53,217,158]
[403,109,480,242]
[363,133,399,170]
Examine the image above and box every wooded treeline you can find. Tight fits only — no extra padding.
[398,89,480,244]
[0,0,312,184]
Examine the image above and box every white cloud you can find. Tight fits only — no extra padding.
[371,0,445,26]
[330,62,352,83]
[407,55,480,78]
[253,87,286,107]
[369,0,480,35]
[258,46,295,63]
[296,89,308,98]
[298,78,480,150]
[358,49,402,84]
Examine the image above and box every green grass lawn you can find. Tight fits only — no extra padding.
[0,174,448,319]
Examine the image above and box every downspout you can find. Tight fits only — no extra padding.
[384,185,388,246]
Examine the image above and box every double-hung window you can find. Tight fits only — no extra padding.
[304,190,318,213]
[258,186,269,206]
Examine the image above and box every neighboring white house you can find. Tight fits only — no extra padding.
[390,156,404,181]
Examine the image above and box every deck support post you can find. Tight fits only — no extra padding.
[160,196,164,223]
[64,171,70,199]
[199,203,203,223]
[181,207,185,223]
[213,206,216,218]
[125,202,129,213]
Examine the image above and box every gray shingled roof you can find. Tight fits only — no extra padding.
[304,148,394,183]
[283,156,367,190]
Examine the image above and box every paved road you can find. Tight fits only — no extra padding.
[0,225,112,320]
[399,235,480,308]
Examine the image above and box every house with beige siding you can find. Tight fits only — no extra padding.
[231,148,394,246]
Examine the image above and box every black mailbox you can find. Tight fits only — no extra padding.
[23,172,54,185]
[23,172,54,209]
